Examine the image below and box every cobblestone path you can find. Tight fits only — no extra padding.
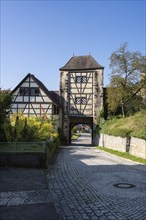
[0,141,146,219]
[47,145,146,220]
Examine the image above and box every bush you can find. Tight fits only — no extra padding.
[0,90,12,141]
[131,126,146,140]
[105,128,132,137]
[72,126,78,134]
[4,113,57,142]
[44,136,60,168]
[101,110,146,139]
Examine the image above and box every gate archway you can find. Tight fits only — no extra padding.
[69,116,93,145]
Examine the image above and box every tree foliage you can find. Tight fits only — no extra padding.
[107,43,146,117]
[0,90,12,141]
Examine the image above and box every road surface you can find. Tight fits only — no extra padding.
[0,133,146,219]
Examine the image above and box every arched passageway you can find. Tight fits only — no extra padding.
[69,116,93,146]
[71,124,92,146]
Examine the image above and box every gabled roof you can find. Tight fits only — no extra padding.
[11,73,61,106]
[49,91,61,106]
[60,55,104,71]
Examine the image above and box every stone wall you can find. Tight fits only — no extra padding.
[0,138,59,168]
[98,134,146,159]
[129,137,146,159]
[98,134,127,152]
[0,152,45,168]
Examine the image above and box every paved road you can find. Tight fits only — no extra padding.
[72,132,92,145]
[0,133,146,219]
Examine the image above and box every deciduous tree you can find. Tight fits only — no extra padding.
[0,90,12,141]
[107,43,146,117]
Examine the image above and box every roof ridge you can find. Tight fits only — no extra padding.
[60,55,104,71]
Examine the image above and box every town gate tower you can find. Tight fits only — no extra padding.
[59,55,104,145]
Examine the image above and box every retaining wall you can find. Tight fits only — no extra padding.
[98,134,146,159]
[99,134,127,152]
[0,138,59,168]
[129,137,146,159]
[0,152,45,168]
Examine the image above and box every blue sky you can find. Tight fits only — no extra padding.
[1,0,146,90]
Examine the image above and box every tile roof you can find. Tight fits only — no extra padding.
[60,55,104,71]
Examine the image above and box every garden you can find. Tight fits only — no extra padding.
[0,90,59,168]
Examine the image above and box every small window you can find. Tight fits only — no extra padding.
[19,87,24,95]
[81,97,87,104]
[53,105,59,115]
[82,76,87,83]
[24,88,29,95]
[30,88,40,96]
[19,87,29,96]
[19,87,40,96]
[75,97,87,104]
[75,76,87,83]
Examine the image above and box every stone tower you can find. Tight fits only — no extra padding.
[59,55,104,145]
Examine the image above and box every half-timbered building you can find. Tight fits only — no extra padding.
[11,73,60,119]
[10,55,104,144]
[59,55,104,144]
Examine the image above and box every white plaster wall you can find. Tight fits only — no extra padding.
[21,82,29,87]
[15,96,23,102]
[30,82,38,87]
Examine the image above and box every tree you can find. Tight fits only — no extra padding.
[0,90,12,141]
[107,43,146,117]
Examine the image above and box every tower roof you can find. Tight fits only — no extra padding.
[60,55,104,71]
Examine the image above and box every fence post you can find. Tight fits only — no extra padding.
[43,141,47,168]
[102,118,105,147]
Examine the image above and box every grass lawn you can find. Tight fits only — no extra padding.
[96,146,146,165]
[103,110,146,139]
[71,133,81,141]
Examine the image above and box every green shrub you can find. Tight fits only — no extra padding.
[4,113,58,142]
[72,126,78,134]
[105,128,132,137]
[71,133,81,140]
[101,110,146,139]
[0,90,12,142]
[131,126,146,140]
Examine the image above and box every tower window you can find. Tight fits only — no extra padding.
[75,76,87,83]
[75,97,87,104]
